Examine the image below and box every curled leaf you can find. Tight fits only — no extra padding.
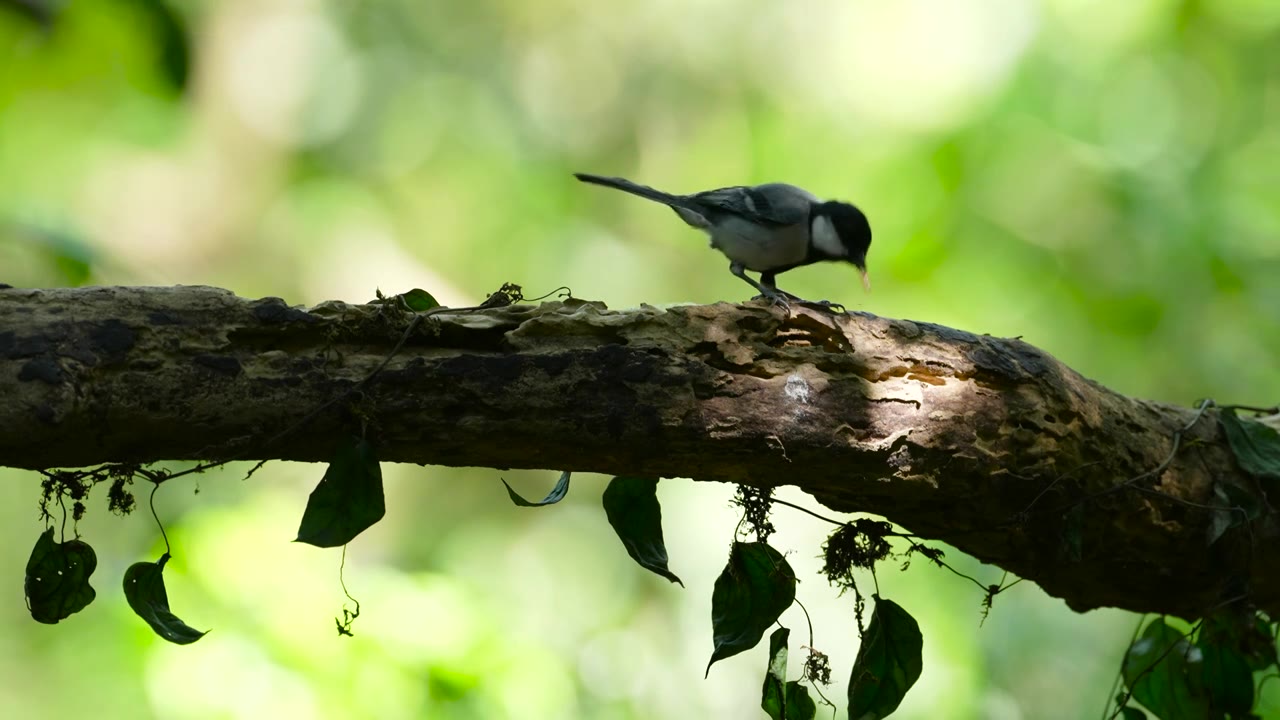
[706,542,796,676]
[502,471,570,507]
[123,554,207,645]
[760,628,815,719]
[296,437,386,547]
[602,476,681,585]
[25,528,97,624]
[400,288,441,312]
[848,596,923,719]
[761,627,790,720]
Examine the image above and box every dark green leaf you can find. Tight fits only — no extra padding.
[123,554,207,645]
[1207,481,1267,546]
[1220,409,1280,481]
[1120,707,1147,720]
[706,542,796,676]
[783,682,816,720]
[762,627,790,720]
[401,288,441,311]
[24,528,97,624]
[296,437,386,547]
[502,471,570,507]
[848,596,923,719]
[602,476,682,585]
[1198,616,1255,714]
[1122,619,1208,720]
[1199,609,1278,674]
[1220,482,1265,524]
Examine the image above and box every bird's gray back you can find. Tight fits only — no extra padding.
[692,183,816,227]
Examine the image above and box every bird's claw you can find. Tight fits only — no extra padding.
[799,299,847,314]
[750,290,793,315]
[764,290,846,314]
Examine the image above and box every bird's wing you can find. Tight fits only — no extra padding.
[692,183,814,227]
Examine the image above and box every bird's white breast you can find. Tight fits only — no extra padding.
[707,217,809,271]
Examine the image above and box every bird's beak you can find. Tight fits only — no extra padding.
[859,268,871,292]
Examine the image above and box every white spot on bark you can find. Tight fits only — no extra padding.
[784,374,811,404]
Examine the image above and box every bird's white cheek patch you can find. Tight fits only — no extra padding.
[811,215,845,258]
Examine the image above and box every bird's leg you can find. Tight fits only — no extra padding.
[730,263,790,311]
[759,271,846,314]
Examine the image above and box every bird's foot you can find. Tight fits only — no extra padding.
[750,288,793,315]
[771,289,846,314]
[798,299,847,314]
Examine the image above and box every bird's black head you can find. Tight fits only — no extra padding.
[814,201,872,288]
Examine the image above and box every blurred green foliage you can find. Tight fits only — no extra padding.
[2,0,1278,718]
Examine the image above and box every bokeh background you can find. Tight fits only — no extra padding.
[3,0,1279,717]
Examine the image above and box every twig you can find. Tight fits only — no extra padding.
[334,544,361,637]
[148,483,171,556]
[770,498,847,527]
[1083,398,1215,504]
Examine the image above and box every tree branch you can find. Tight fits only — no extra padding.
[1,285,1274,617]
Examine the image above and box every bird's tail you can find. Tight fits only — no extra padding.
[574,173,686,207]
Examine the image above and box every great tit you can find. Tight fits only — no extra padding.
[575,172,871,308]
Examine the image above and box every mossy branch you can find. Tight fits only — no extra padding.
[1,285,1274,617]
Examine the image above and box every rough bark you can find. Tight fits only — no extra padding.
[0,284,1273,618]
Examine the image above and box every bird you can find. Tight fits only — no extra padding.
[574,173,871,309]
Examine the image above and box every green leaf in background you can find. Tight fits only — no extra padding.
[1220,408,1280,481]
[1120,706,1148,720]
[502,471,571,507]
[760,627,816,720]
[4,220,96,285]
[706,542,796,676]
[601,476,682,585]
[24,528,97,624]
[123,554,207,645]
[1122,619,1208,720]
[1197,614,1254,715]
[848,596,923,719]
[296,436,386,547]
[124,0,192,92]
[400,288,441,311]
